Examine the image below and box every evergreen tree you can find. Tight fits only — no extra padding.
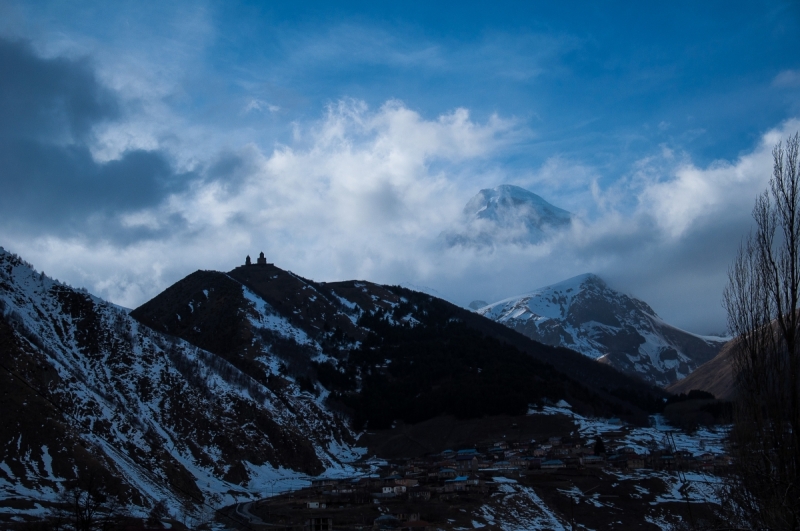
[593,436,606,456]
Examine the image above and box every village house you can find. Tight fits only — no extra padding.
[509,455,531,469]
[374,514,400,530]
[493,460,516,471]
[536,444,552,455]
[456,455,479,473]
[541,459,565,470]
[438,468,457,479]
[581,455,605,468]
[306,501,327,509]
[305,517,332,531]
[311,479,338,488]
[408,487,431,501]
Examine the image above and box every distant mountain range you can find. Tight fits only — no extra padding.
[442,184,572,247]
[477,274,728,387]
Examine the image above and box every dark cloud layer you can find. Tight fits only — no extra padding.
[0,38,190,239]
[0,39,116,142]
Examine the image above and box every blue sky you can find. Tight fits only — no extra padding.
[1,0,799,333]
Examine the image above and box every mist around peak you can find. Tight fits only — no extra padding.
[441,184,573,248]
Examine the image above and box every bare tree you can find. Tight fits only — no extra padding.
[723,132,800,530]
[55,471,124,531]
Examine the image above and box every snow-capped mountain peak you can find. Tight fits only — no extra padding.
[466,184,572,226]
[478,273,727,386]
[442,184,573,247]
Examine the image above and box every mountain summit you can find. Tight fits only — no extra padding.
[442,184,572,247]
[478,273,727,386]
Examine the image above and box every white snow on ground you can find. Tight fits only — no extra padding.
[326,440,367,464]
[0,248,364,521]
[478,273,728,385]
[558,485,605,509]
[646,471,722,505]
[483,481,568,531]
[480,274,590,322]
[256,354,283,376]
[529,406,728,456]
[363,457,389,468]
[528,403,728,523]
[240,284,321,351]
[332,293,359,311]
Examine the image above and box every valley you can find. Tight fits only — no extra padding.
[0,247,731,529]
[221,406,729,531]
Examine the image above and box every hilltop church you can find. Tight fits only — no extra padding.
[245,252,271,266]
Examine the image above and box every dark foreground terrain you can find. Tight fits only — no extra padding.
[220,407,729,531]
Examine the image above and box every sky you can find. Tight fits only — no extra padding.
[1,0,799,335]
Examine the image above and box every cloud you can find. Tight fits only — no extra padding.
[515,156,602,215]
[283,24,444,70]
[155,99,515,255]
[243,99,280,114]
[0,38,117,142]
[0,37,194,239]
[3,98,518,307]
[773,69,800,88]
[0,34,795,336]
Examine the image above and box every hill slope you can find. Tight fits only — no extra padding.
[0,248,358,523]
[132,261,669,431]
[667,339,737,400]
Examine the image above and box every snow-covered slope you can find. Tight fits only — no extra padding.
[478,274,727,386]
[0,248,362,522]
[442,184,573,247]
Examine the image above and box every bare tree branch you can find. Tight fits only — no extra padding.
[723,132,800,531]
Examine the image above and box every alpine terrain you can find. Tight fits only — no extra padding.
[478,274,728,386]
[0,248,360,523]
[131,255,667,431]
[442,184,573,247]
[0,247,674,525]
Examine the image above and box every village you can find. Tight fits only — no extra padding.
[224,417,732,531]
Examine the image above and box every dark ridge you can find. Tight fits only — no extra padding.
[228,264,366,343]
[129,269,265,380]
[388,285,668,410]
[132,265,669,431]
